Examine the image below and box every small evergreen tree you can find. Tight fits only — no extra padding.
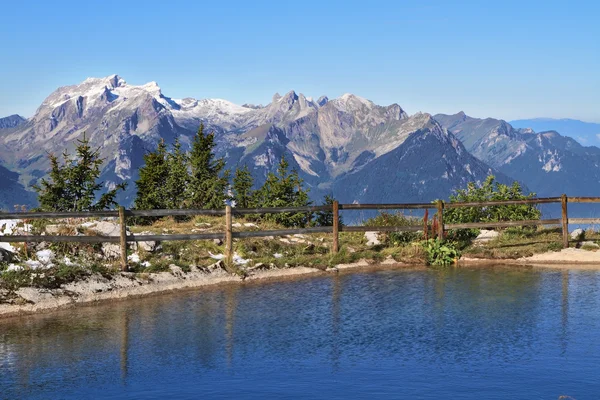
[134,139,170,210]
[314,194,343,227]
[254,155,312,227]
[188,124,230,209]
[33,134,126,211]
[165,137,189,209]
[232,165,254,208]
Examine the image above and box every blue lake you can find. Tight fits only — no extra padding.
[2,265,600,399]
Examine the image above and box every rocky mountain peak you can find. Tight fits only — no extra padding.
[279,90,299,106]
[317,95,329,107]
[385,104,409,120]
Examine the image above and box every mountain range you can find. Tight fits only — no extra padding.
[0,74,597,212]
[510,118,600,147]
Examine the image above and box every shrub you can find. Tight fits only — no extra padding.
[422,239,460,266]
[443,175,541,244]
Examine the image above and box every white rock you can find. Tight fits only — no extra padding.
[35,249,54,264]
[169,264,184,276]
[233,253,250,265]
[63,257,75,266]
[102,243,122,259]
[128,253,141,263]
[89,221,122,236]
[132,231,157,252]
[232,223,242,228]
[365,231,381,246]
[475,229,500,242]
[273,253,283,259]
[571,229,585,240]
[6,264,23,272]
[243,223,259,228]
[25,259,52,270]
[209,252,225,260]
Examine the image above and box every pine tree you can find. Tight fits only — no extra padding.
[254,155,312,227]
[232,165,254,208]
[33,134,126,211]
[188,123,230,209]
[134,139,169,210]
[165,137,189,209]
[315,194,343,227]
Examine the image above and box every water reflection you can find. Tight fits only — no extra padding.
[330,273,342,371]
[1,267,600,399]
[120,312,129,382]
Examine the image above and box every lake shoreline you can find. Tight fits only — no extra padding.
[3,250,600,320]
[0,259,426,320]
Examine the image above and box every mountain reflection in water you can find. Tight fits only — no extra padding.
[1,266,599,399]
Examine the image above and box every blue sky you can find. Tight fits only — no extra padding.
[1,0,598,121]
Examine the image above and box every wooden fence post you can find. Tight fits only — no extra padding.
[332,201,339,253]
[561,194,569,248]
[119,206,128,272]
[437,200,444,240]
[225,205,233,266]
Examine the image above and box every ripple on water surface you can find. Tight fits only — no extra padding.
[1,266,600,399]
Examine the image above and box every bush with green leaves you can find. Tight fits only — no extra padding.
[443,175,541,243]
[421,239,460,266]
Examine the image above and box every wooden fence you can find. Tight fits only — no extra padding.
[1,194,599,271]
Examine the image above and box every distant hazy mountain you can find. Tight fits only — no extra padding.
[436,112,600,198]
[0,164,37,211]
[510,118,600,147]
[0,75,509,207]
[0,114,26,129]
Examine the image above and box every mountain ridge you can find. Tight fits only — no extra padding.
[0,75,519,208]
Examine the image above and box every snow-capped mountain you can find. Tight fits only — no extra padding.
[0,75,510,208]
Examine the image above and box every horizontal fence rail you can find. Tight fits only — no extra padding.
[1,194,598,271]
[445,219,561,230]
[340,226,425,233]
[232,205,332,215]
[339,203,435,210]
[444,197,562,208]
